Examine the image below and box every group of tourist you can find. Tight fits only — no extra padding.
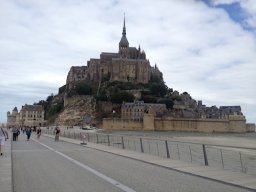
[11,126,41,141]
[0,125,61,156]
[0,126,43,156]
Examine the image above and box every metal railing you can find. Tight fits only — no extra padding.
[42,129,256,176]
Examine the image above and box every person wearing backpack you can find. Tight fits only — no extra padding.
[36,127,42,139]
[0,127,8,156]
[25,127,32,141]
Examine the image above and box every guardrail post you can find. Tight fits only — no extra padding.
[156,142,159,156]
[202,144,208,166]
[140,138,144,153]
[96,134,99,144]
[177,144,180,160]
[165,140,170,158]
[220,149,224,168]
[107,135,110,146]
[239,152,244,172]
[87,133,90,142]
[189,146,192,163]
[121,136,125,149]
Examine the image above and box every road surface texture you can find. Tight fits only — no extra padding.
[12,134,251,192]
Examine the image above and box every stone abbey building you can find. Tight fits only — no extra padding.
[66,18,162,90]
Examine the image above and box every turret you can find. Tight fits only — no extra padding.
[12,107,18,115]
[141,50,146,59]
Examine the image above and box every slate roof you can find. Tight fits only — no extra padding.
[21,105,43,112]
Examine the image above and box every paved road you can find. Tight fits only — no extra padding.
[12,134,250,192]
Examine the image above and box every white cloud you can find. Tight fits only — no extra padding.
[210,0,256,29]
[210,0,241,5]
[0,0,255,124]
[240,0,256,28]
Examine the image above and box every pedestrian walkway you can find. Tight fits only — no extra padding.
[2,132,255,191]
[43,134,256,191]
[0,132,12,192]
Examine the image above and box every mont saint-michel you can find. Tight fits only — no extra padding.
[66,18,162,88]
[6,18,255,133]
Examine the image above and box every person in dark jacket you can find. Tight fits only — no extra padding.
[26,127,32,141]
[12,127,19,141]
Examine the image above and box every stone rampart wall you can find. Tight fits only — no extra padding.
[103,118,143,131]
[103,115,247,133]
[246,123,256,132]
[154,117,246,133]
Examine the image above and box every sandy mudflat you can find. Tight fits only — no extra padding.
[105,131,256,149]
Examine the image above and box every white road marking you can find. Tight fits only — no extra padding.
[32,138,136,192]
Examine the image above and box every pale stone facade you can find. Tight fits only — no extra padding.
[7,105,46,127]
[66,17,162,90]
[121,101,167,121]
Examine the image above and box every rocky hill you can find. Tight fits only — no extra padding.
[35,74,243,127]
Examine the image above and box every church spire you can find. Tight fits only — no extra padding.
[122,13,126,36]
[119,13,129,57]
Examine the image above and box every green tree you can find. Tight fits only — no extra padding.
[46,101,64,119]
[149,82,168,97]
[75,83,92,95]
[101,73,111,82]
[46,94,54,103]
[110,91,135,104]
[141,95,157,103]
[58,85,66,94]
[157,98,174,109]
[171,95,182,101]
[149,74,163,83]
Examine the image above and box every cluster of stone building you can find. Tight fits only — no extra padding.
[66,17,162,90]
[6,105,46,127]
[121,101,166,121]
[120,90,244,122]
[169,91,243,119]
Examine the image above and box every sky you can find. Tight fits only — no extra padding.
[0,0,255,124]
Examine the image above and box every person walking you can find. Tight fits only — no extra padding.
[54,126,60,142]
[36,127,41,139]
[16,127,20,141]
[0,127,8,156]
[12,127,19,141]
[25,127,32,141]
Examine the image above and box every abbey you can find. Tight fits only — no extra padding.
[66,18,162,90]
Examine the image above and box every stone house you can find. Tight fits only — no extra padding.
[7,105,46,127]
[121,101,166,121]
